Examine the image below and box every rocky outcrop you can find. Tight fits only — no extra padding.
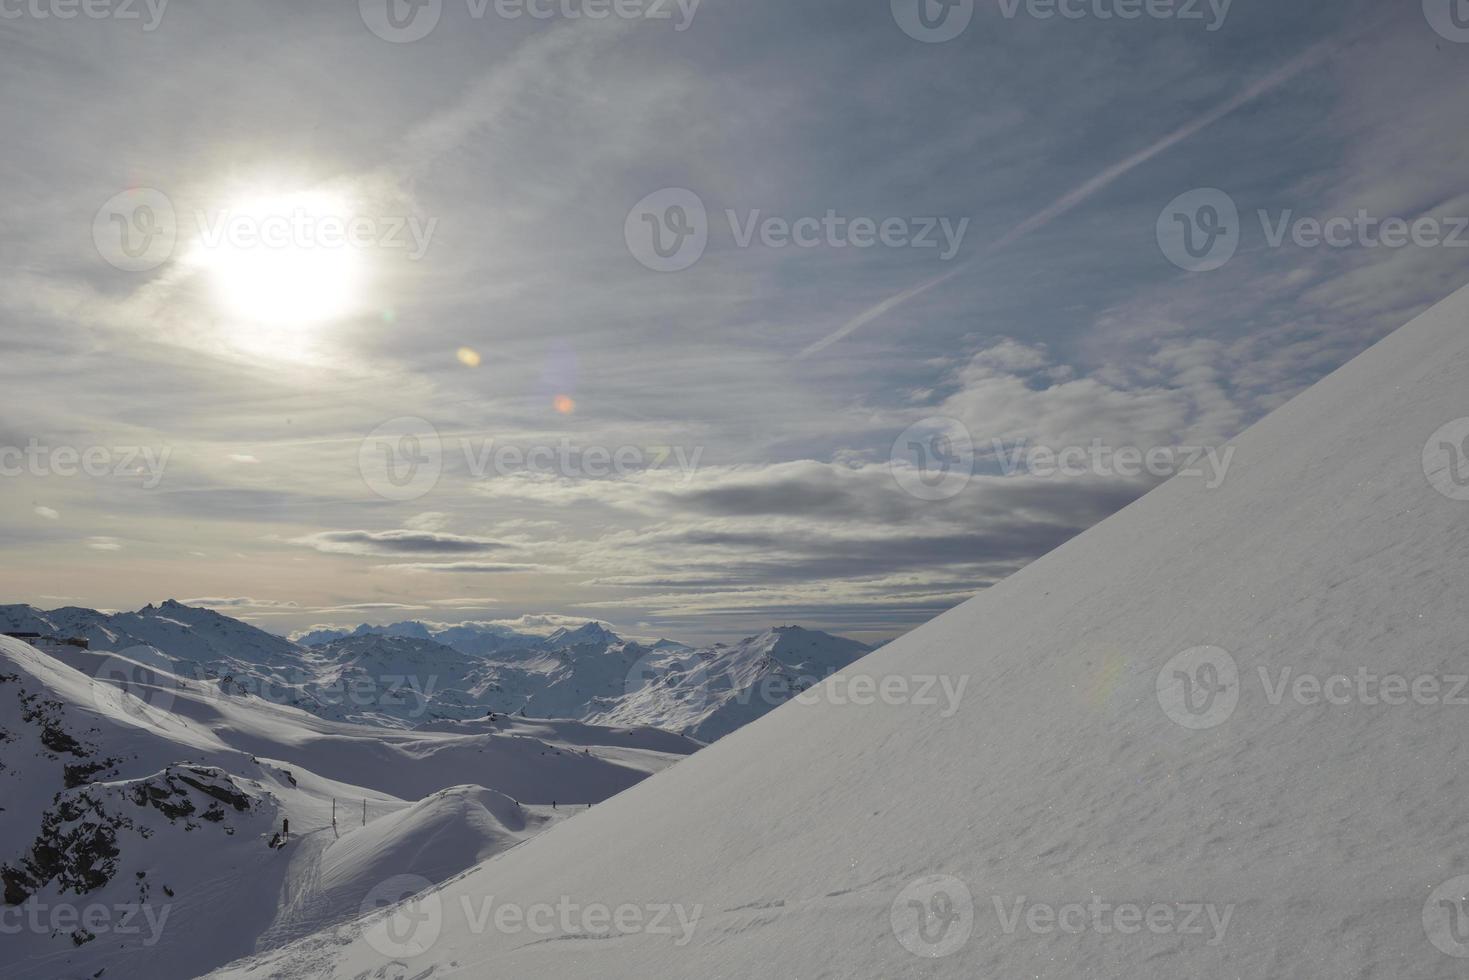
[2,765,264,906]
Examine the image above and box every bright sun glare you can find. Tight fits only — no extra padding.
[189,188,365,331]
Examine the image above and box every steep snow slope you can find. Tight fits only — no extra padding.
[211,285,1469,980]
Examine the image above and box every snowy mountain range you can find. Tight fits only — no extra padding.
[0,603,870,738]
[0,602,870,977]
[196,285,1469,978]
[0,632,698,979]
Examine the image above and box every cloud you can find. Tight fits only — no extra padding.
[479,613,607,634]
[404,512,453,532]
[182,596,300,609]
[86,537,122,552]
[33,506,59,520]
[291,530,513,557]
[375,562,538,574]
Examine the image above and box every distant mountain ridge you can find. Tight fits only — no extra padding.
[0,603,873,740]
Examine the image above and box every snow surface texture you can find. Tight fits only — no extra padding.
[208,285,1469,978]
[0,635,695,979]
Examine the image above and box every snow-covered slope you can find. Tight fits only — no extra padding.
[0,634,695,980]
[209,285,1469,979]
[0,599,303,668]
[594,626,873,741]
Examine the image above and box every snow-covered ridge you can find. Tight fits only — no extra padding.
[1,603,871,737]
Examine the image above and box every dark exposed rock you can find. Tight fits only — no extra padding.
[65,757,122,789]
[175,767,251,811]
[4,767,259,905]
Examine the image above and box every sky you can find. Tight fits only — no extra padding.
[1,0,1467,644]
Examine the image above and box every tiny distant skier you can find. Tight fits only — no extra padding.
[282,817,289,842]
[552,800,557,810]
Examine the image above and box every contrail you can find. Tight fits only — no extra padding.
[797,38,1341,359]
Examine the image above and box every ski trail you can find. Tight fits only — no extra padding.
[255,829,336,951]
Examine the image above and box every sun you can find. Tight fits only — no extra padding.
[189,188,365,330]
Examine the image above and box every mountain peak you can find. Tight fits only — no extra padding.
[546,622,621,645]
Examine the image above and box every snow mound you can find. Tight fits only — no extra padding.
[320,786,537,901]
[205,286,1469,979]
